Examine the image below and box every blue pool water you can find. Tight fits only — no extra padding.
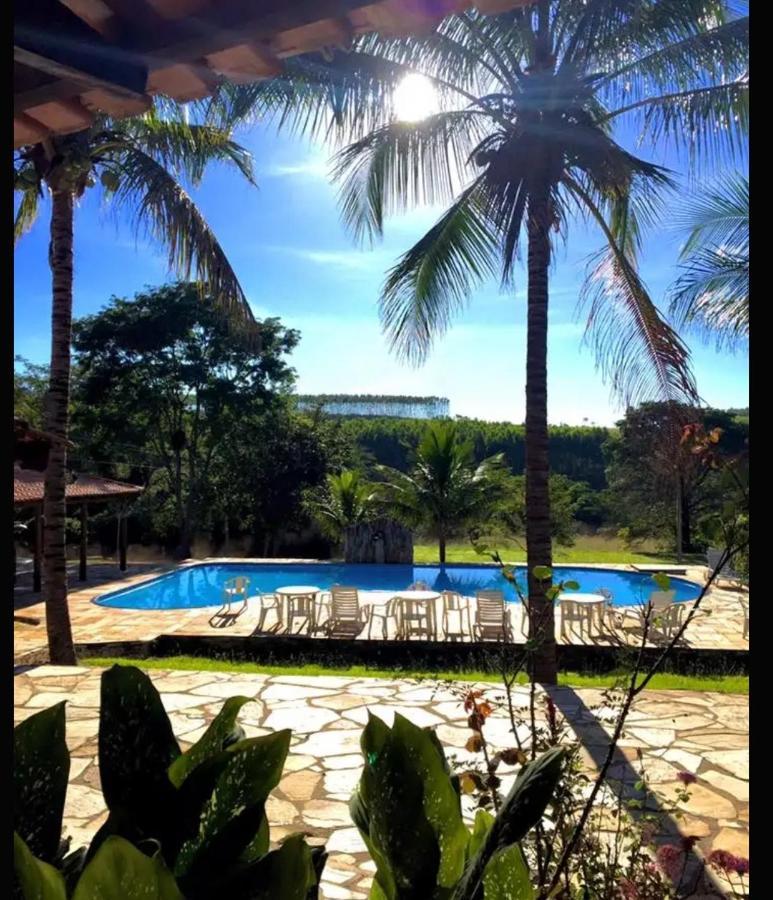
[95,562,701,610]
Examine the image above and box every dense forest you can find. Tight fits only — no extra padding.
[14,283,748,562]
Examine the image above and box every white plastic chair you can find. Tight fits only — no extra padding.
[441,591,471,641]
[324,586,369,638]
[474,591,513,642]
[210,576,249,627]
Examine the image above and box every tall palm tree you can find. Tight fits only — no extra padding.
[377,422,506,563]
[211,1,747,682]
[14,108,258,665]
[669,171,748,350]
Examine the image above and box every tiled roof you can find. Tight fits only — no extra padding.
[14,467,143,506]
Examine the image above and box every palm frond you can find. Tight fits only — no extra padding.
[331,110,486,243]
[14,181,40,243]
[564,175,697,405]
[668,171,748,349]
[109,113,255,188]
[602,16,748,109]
[109,145,256,337]
[606,79,749,169]
[674,170,748,254]
[379,180,499,365]
[669,247,748,350]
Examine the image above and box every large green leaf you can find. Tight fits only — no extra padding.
[482,846,534,900]
[468,810,495,862]
[13,703,70,861]
[96,666,180,852]
[174,731,291,883]
[356,713,441,900]
[168,695,252,788]
[14,833,67,900]
[392,714,469,887]
[451,748,565,900]
[72,836,183,900]
[215,834,320,900]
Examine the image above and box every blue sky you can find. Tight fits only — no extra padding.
[13,124,748,425]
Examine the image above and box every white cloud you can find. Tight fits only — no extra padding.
[262,158,331,179]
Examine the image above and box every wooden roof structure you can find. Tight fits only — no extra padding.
[14,0,523,148]
[14,466,144,507]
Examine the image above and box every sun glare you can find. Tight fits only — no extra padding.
[393,73,439,122]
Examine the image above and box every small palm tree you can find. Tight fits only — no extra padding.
[312,469,377,542]
[14,107,258,664]
[212,2,747,682]
[377,422,506,564]
[669,171,748,351]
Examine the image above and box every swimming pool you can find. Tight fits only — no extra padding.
[94,562,701,610]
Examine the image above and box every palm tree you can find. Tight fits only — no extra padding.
[377,422,506,564]
[212,2,747,682]
[669,171,748,350]
[14,108,258,665]
[312,469,377,543]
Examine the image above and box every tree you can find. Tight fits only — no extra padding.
[604,402,748,555]
[14,108,257,663]
[13,356,49,426]
[310,470,378,543]
[215,3,747,681]
[71,283,297,559]
[669,171,749,350]
[377,422,506,563]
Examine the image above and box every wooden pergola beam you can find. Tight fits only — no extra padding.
[14,0,148,113]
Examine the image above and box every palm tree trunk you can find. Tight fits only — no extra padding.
[525,186,557,685]
[43,188,77,665]
[439,530,446,564]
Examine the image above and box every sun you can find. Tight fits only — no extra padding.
[393,73,439,122]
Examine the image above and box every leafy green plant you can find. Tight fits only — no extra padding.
[13,665,325,899]
[349,711,565,899]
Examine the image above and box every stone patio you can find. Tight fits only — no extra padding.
[14,665,748,899]
[13,560,749,665]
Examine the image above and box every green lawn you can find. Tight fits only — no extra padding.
[83,656,748,695]
[413,534,704,566]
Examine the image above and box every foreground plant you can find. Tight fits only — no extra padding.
[13,665,324,899]
[349,711,566,899]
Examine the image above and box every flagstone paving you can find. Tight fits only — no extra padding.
[13,560,749,664]
[14,666,748,899]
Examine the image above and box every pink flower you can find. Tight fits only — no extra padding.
[731,856,750,876]
[656,844,684,880]
[708,849,737,872]
[677,771,697,786]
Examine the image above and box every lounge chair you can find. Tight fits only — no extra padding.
[324,586,369,638]
[474,590,513,642]
[441,590,471,641]
[210,576,249,627]
[707,548,742,586]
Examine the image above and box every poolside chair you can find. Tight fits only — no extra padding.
[707,548,742,587]
[368,596,401,639]
[254,591,282,633]
[324,586,369,638]
[210,576,249,628]
[474,590,513,642]
[635,590,679,639]
[441,591,471,641]
[397,595,434,640]
[560,599,592,638]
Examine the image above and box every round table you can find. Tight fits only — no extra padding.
[393,590,440,639]
[558,592,607,634]
[275,586,322,634]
